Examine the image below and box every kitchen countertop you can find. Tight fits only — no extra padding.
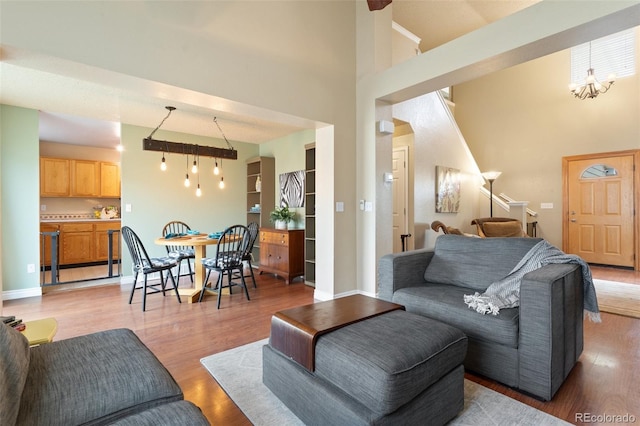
[40,218,121,223]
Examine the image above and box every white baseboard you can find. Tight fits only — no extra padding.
[2,287,43,301]
[313,289,373,301]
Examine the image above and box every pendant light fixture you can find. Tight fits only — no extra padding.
[569,41,615,100]
[184,154,190,187]
[218,159,224,189]
[160,152,167,171]
[195,154,202,197]
[213,159,220,175]
[191,145,198,173]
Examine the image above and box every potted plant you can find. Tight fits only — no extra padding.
[270,206,296,230]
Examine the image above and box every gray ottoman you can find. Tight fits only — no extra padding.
[263,309,468,425]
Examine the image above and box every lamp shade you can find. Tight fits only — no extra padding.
[482,171,502,181]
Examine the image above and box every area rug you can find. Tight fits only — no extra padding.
[594,279,640,319]
[201,339,570,426]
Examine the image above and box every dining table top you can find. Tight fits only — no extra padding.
[154,234,218,246]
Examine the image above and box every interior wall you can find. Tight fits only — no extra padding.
[454,31,640,248]
[118,124,259,275]
[2,1,358,299]
[393,92,482,251]
[259,129,315,230]
[1,105,40,294]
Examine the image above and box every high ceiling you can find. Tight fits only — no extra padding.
[0,1,539,149]
[393,0,539,53]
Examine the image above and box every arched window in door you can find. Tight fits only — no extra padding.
[580,164,618,179]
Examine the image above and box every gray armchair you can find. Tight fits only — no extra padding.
[378,235,584,401]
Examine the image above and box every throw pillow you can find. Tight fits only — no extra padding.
[482,221,526,238]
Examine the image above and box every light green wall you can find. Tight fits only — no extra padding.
[1,105,40,293]
[119,124,259,274]
[259,129,315,229]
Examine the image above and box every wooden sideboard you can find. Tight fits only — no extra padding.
[259,228,304,284]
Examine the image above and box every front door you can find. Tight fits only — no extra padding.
[563,152,636,267]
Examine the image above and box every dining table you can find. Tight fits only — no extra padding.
[154,233,220,303]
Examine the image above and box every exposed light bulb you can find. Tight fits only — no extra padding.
[160,154,167,171]
[219,176,225,189]
[184,173,190,187]
[196,184,202,197]
[192,160,198,174]
[213,160,220,175]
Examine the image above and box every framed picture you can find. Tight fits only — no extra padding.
[279,170,305,208]
[435,166,460,213]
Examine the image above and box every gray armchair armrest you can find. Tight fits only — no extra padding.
[518,263,584,400]
[377,249,434,301]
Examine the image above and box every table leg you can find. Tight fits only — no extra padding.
[176,246,207,303]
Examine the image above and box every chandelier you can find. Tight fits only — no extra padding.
[569,42,615,100]
[143,106,238,194]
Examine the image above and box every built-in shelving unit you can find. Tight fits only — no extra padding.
[246,156,275,267]
[304,144,316,287]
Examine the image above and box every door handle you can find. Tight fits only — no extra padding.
[570,219,577,222]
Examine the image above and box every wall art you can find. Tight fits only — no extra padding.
[279,170,305,208]
[435,166,460,213]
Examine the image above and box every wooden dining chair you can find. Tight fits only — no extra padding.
[121,226,181,312]
[239,222,259,288]
[199,224,250,309]
[162,221,196,284]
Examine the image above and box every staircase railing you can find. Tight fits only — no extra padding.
[479,187,538,217]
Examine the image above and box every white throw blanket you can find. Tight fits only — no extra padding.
[463,240,601,322]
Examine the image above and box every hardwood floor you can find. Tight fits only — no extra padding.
[3,265,639,425]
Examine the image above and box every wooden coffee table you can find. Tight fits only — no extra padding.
[269,294,404,371]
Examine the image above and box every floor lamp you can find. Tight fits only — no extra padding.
[481,171,502,217]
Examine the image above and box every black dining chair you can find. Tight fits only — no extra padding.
[199,224,250,309]
[234,222,259,288]
[162,221,196,284]
[121,226,182,312]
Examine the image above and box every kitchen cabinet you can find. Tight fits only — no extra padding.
[40,158,70,196]
[259,228,304,284]
[40,223,60,267]
[40,157,120,198]
[95,222,121,261]
[61,223,94,265]
[71,160,100,197]
[41,221,121,266]
[100,162,121,197]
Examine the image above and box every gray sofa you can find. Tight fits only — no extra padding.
[378,235,585,401]
[0,325,209,425]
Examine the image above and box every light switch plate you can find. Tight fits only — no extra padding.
[540,202,553,209]
[125,204,132,212]
[365,201,373,212]
[336,202,344,212]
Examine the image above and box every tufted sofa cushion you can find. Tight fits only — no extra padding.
[0,324,30,426]
[424,235,541,291]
